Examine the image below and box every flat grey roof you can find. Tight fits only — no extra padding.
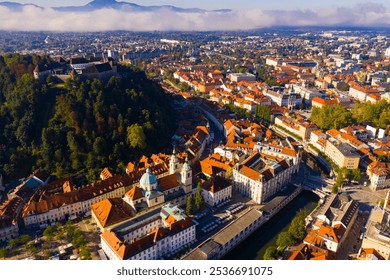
[182,248,208,260]
[213,208,262,246]
[259,196,287,213]
[337,143,360,157]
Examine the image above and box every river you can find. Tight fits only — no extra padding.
[223,190,319,260]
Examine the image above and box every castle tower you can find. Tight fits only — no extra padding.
[169,146,179,174]
[181,156,192,194]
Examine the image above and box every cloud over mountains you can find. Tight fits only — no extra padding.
[0,1,389,31]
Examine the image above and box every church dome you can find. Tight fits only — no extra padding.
[140,168,157,190]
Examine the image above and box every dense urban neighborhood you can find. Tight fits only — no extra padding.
[0,27,390,261]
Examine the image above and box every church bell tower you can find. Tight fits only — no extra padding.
[180,156,192,194]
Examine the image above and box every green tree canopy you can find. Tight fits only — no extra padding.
[225,104,249,119]
[276,231,295,249]
[256,105,271,124]
[8,239,18,249]
[72,230,88,249]
[288,210,307,241]
[0,56,176,181]
[351,169,361,182]
[43,226,55,241]
[351,100,390,129]
[333,169,345,193]
[310,105,353,130]
[339,167,349,180]
[195,182,205,211]
[65,221,76,239]
[185,195,194,216]
[0,248,7,259]
[127,124,147,150]
[80,246,92,260]
[263,246,278,260]
[19,234,32,245]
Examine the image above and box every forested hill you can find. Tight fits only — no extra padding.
[0,55,177,182]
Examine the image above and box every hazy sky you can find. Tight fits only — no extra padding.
[14,0,390,9]
[1,1,389,31]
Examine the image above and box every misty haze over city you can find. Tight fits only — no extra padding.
[0,1,389,31]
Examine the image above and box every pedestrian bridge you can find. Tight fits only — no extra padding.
[301,184,327,198]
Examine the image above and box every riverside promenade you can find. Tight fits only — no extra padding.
[182,185,303,260]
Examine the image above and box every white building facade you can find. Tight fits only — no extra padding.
[233,153,299,204]
[23,182,126,228]
[101,204,196,260]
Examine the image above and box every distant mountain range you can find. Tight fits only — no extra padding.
[0,1,40,10]
[0,0,232,13]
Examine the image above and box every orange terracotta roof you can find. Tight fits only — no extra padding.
[310,254,328,260]
[281,147,297,157]
[351,84,379,94]
[372,168,389,176]
[91,198,134,228]
[102,216,194,259]
[358,248,385,260]
[126,162,135,173]
[239,165,261,181]
[196,125,209,136]
[317,138,327,147]
[22,174,135,217]
[367,93,381,101]
[202,176,231,193]
[288,243,333,260]
[373,149,390,157]
[0,197,23,221]
[200,157,230,175]
[126,187,144,201]
[165,215,177,225]
[326,129,341,138]
[367,161,390,173]
[304,229,324,247]
[318,224,346,243]
[359,147,370,154]
[312,97,339,106]
[312,130,323,136]
[338,132,363,148]
[101,231,128,259]
[100,168,113,180]
[158,174,180,192]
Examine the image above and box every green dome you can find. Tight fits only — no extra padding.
[140,168,157,188]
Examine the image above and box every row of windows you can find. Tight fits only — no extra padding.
[25,189,125,226]
[0,227,18,235]
[124,221,160,242]
[131,232,195,260]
